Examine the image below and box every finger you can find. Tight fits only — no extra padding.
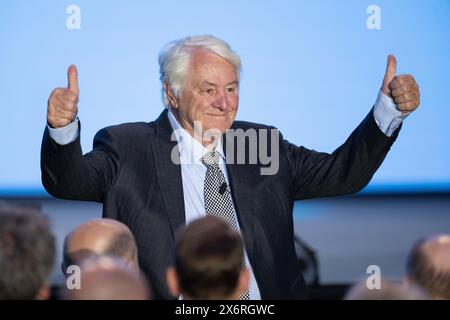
[394,92,419,104]
[48,87,66,101]
[391,83,419,98]
[47,108,74,126]
[382,54,397,88]
[48,107,75,122]
[47,116,72,128]
[55,95,78,112]
[67,64,79,96]
[48,105,77,122]
[397,101,419,111]
[54,107,77,121]
[389,75,415,90]
[60,91,79,104]
[389,75,415,91]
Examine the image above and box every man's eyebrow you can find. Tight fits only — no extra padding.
[199,80,238,87]
[200,81,217,87]
[226,80,238,86]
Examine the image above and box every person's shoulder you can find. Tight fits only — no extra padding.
[103,121,155,133]
[94,121,155,141]
[230,120,285,145]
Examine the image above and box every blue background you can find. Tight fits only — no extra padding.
[1,0,449,196]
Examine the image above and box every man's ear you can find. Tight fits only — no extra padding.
[235,267,250,298]
[164,82,178,109]
[166,267,180,298]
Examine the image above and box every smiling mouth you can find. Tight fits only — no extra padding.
[207,114,226,117]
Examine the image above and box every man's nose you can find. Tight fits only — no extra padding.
[212,90,233,111]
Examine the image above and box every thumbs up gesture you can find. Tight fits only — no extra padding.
[47,65,79,128]
[381,55,420,114]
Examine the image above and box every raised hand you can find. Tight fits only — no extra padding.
[381,55,420,114]
[47,65,79,128]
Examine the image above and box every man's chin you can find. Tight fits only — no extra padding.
[203,126,227,137]
[203,121,232,134]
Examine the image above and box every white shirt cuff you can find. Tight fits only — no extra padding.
[47,118,79,145]
[373,90,409,137]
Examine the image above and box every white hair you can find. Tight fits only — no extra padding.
[158,35,241,109]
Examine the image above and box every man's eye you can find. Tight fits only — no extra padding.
[227,87,236,93]
[203,88,214,95]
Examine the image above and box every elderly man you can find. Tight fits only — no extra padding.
[41,35,420,299]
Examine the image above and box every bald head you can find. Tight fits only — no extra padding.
[63,219,138,273]
[406,234,450,299]
[419,235,450,270]
[64,256,151,300]
[345,279,426,300]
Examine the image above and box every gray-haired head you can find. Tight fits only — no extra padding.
[0,206,56,300]
[158,35,241,109]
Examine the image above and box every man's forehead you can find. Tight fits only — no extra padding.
[189,49,236,71]
[184,50,238,88]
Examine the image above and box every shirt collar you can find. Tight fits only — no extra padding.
[167,110,226,164]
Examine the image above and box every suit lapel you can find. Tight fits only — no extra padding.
[223,127,274,299]
[151,110,186,235]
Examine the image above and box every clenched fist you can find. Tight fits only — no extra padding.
[47,65,79,128]
[381,55,420,114]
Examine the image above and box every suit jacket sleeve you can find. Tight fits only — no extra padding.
[282,109,401,200]
[41,122,120,202]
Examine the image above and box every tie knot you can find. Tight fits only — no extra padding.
[201,151,220,167]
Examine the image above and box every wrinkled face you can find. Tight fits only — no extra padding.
[170,49,239,142]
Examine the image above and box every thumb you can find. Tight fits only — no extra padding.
[382,55,396,96]
[67,64,79,95]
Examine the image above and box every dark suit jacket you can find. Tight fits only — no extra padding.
[41,109,400,299]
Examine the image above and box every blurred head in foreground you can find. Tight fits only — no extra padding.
[63,255,151,300]
[345,279,427,300]
[0,206,55,300]
[167,216,249,299]
[62,218,138,275]
[406,234,450,299]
